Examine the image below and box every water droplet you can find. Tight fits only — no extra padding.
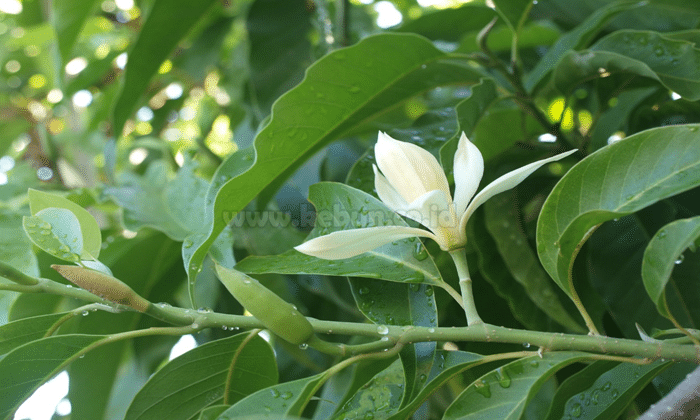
[424,288,434,297]
[197,307,212,313]
[522,342,531,348]
[496,367,511,388]
[419,374,427,382]
[529,360,539,368]
[428,327,436,333]
[654,46,664,56]
[299,343,308,350]
[601,381,612,391]
[40,221,51,229]
[349,86,361,93]
[413,243,429,261]
[59,245,70,253]
[183,240,193,249]
[25,220,37,227]
[409,283,420,292]
[81,310,89,316]
[281,391,293,400]
[611,389,619,398]
[570,402,582,417]
[270,389,280,398]
[658,230,667,238]
[675,254,685,264]
[358,287,370,295]
[474,380,491,398]
[376,325,389,335]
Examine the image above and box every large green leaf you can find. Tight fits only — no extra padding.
[485,193,584,332]
[537,124,700,298]
[0,312,67,355]
[0,334,105,420]
[642,216,700,319]
[28,189,101,259]
[524,0,639,92]
[589,30,700,100]
[217,372,327,419]
[235,182,443,285]
[125,332,277,420]
[112,0,218,136]
[443,352,590,420]
[395,4,497,42]
[186,33,483,303]
[0,210,39,278]
[546,360,671,420]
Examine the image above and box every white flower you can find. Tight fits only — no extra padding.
[295,132,576,260]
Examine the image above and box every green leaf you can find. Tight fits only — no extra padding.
[334,359,405,420]
[217,372,327,419]
[396,4,497,42]
[492,0,533,31]
[187,33,483,303]
[0,334,105,420]
[546,360,671,420]
[642,216,700,318]
[0,312,67,355]
[104,159,207,241]
[589,30,700,100]
[197,405,229,420]
[443,352,590,420]
[235,183,443,285]
[50,0,101,62]
[588,87,658,151]
[389,350,483,419]
[23,208,83,262]
[484,193,584,332]
[28,189,101,259]
[0,210,39,278]
[112,0,218,136]
[537,124,700,298]
[125,332,277,420]
[247,0,313,115]
[524,0,640,92]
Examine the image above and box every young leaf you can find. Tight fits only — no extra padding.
[23,208,83,262]
[642,216,700,318]
[443,352,590,420]
[28,189,101,259]
[124,332,277,420]
[0,334,106,420]
[235,182,443,286]
[537,124,700,299]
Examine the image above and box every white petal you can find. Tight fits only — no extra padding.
[453,133,484,217]
[401,189,456,233]
[294,226,437,260]
[375,132,451,203]
[373,164,409,213]
[460,149,578,231]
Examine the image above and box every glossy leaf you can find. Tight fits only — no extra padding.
[125,332,277,420]
[642,216,700,318]
[389,350,483,419]
[396,4,496,41]
[334,359,405,419]
[217,372,327,419]
[484,193,584,332]
[197,405,229,420]
[187,33,482,302]
[235,183,443,285]
[0,334,105,420]
[547,360,670,420]
[537,124,700,298]
[28,188,101,259]
[23,208,83,262]
[443,352,590,420]
[0,312,67,355]
[590,30,700,100]
[0,210,39,277]
[524,0,639,92]
[112,0,218,136]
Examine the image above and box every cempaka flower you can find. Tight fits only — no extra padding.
[295,132,576,260]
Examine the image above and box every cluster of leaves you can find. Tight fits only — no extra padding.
[1,0,700,419]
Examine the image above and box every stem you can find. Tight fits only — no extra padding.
[449,249,483,326]
[3,262,700,363]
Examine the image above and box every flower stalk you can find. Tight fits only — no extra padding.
[450,249,482,325]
